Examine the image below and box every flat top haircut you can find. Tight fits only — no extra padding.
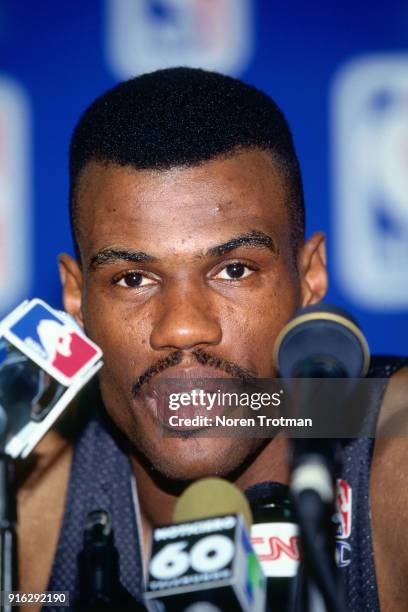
[69,67,305,259]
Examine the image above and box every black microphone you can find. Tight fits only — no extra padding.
[273,303,370,491]
[273,304,369,612]
[75,510,145,611]
[273,303,369,381]
[246,482,300,612]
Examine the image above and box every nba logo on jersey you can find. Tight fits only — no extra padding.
[105,0,253,79]
[335,479,352,568]
[332,55,408,309]
[6,300,101,386]
[336,478,352,539]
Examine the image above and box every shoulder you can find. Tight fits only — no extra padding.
[370,365,408,610]
[15,397,91,600]
[17,429,73,600]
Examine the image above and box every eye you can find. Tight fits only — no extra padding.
[113,271,157,288]
[214,262,255,280]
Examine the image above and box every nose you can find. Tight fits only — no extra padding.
[150,283,222,351]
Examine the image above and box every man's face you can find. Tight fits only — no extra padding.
[61,149,327,480]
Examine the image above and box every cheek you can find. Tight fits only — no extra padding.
[82,296,148,389]
[220,272,300,373]
[82,302,149,435]
[83,282,149,348]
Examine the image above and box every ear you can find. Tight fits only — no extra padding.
[58,253,84,327]
[297,232,328,307]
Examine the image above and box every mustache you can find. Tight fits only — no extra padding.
[131,348,256,397]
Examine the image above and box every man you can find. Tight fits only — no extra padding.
[17,67,408,610]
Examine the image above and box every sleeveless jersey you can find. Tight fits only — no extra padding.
[44,356,408,610]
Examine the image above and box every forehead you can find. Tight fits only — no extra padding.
[75,149,290,260]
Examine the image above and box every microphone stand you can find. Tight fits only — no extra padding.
[290,455,343,612]
[0,453,18,612]
[287,367,348,612]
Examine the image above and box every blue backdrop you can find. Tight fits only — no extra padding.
[1,0,407,355]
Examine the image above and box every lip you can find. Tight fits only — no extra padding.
[138,366,245,431]
[149,366,234,381]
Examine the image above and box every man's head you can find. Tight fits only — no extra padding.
[60,67,327,482]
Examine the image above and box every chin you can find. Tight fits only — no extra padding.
[135,433,261,482]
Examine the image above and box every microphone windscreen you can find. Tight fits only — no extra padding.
[273,303,370,378]
[244,481,290,506]
[173,477,253,530]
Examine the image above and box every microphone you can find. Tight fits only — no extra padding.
[145,477,267,612]
[273,303,369,380]
[246,482,299,612]
[75,510,144,611]
[0,298,103,609]
[0,298,103,459]
[273,304,368,612]
[273,303,370,496]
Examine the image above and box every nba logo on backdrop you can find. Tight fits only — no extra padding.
[332,56,408,309]
[0,78,30,314]
[105,0,253,78]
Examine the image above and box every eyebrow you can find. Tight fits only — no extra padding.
[90,248,157,268]
[89,230,277,269]
[205,230,277,257]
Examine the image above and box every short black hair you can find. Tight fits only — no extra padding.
[69,67,305,259]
